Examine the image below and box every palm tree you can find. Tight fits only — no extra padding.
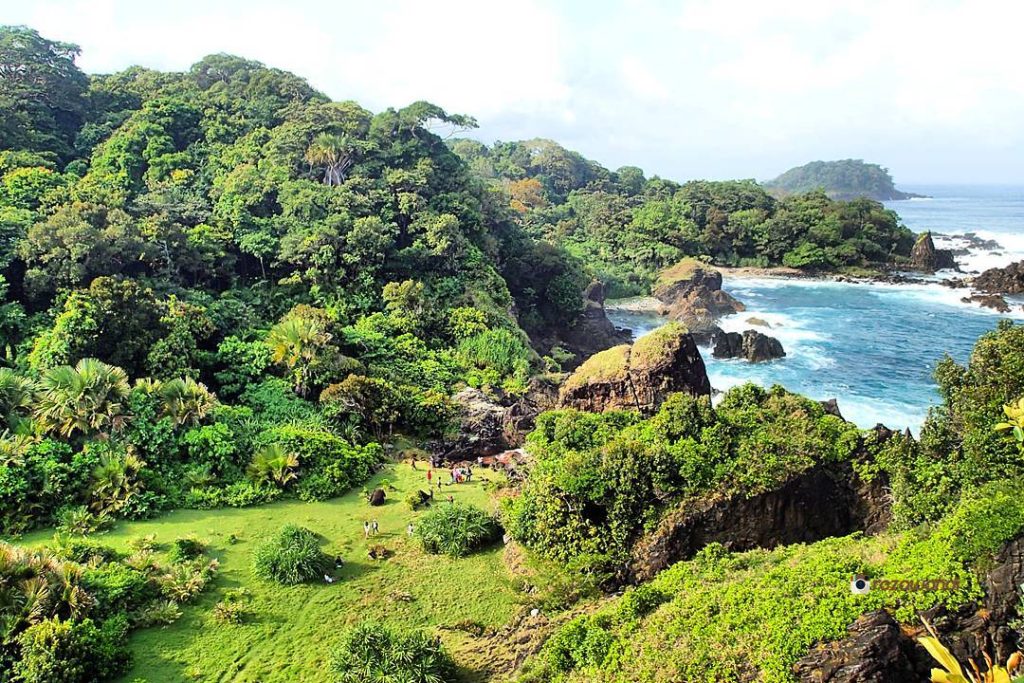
[0,368,34,433]
[305,133,360,186]
[157,377,217,427]
[247,444,299,488]
[0,542,91,641]
[34,359,130,438]
[89,451,145,515]
[267,317,329,398]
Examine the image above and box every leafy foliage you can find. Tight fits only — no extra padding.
[505,386,860,569]
[251,524,333,585]
[416,503,500,558]
[330,621,457,683]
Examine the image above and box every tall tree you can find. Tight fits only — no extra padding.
[0,26,88,162]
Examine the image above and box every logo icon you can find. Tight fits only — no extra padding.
[850,574,871,594]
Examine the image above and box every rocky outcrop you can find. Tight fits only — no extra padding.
[914,535,1024,670]
[440,380,560,461]
[793,611,921,682]
[552,280,632,370]
[653,259,744,332]
[443,388,508,460]
[712,329,786,362]
[629,457,891,583]
[794,535,1024,681]
[961,293,1011,313]
[558,322,711,415]
[909,232,957,272]
[974,261,1024,295]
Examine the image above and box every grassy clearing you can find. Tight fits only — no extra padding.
[24,462,522,682]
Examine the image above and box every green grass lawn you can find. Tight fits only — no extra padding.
[28,462,524,682]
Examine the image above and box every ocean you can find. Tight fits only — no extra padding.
[605,185,1024,432]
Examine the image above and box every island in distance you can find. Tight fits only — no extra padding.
[763,158,928,201]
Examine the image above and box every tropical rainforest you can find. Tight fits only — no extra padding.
[0,24,1023,683]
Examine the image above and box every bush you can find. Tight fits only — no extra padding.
[82,563,157,615]
[252,525,333,585]
[330,621,457,683]
[417,503,500,558]
[15,617,130,683]
[167,537,205,564]
[405,489,429,511]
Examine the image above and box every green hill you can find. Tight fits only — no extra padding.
[763,159,925,201]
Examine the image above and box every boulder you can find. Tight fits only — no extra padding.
[368,488,386,506]
[558,322,711,415]
[689,325,723,347]
[712,329,786,362]
[653,259,745,332]
[439,380,560,462]
[974,261,1024,295]
[441,388,510,460]
[909,232,958,272]
[629,459,891,582]
[792,611,921,682]
[961,293,1011,313]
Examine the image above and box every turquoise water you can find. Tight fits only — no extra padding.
[607,185,1024,432]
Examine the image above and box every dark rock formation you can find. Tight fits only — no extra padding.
[629,458,891,582]
[793,611,921,682]
[916,535,1024,670]
[441,388,510,461]
[794,535,1024,681]
[652,259,745,332]
[961,293,1011,313]
[712,329,786,362]
[909,232,958,272]
[820,398,844,420]
[689,325,723,347]
[503,377,560,445]
[551,280,632,370]
[559,322,710,415]
[368,488,386,506]
[974,261,1024,295]
[438,379,561,462]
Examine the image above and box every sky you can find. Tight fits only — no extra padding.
[6,0,1024,184]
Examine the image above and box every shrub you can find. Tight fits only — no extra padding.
[251,525,332,585]
[50,536,121,564]
[132,600,182,627]
[159,558,219,603]
[330,621,457,683]
[417,503,500,558]
[167,537,205,564]
[15,617,130,683]
[405,489,429,511]
[82,563,157,614]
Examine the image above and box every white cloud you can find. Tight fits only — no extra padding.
[6,0,1024,182]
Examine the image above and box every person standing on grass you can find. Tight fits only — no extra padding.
[372,519,379,535]
[363,521,370,539]
[426,468,432,485]
[407,523,414,536]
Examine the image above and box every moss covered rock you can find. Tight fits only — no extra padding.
[559,322,710,414]
[653,259,744,332]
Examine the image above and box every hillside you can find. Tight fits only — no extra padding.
[763,159,925,201]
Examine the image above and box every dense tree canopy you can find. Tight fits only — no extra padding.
[451,141,915,295]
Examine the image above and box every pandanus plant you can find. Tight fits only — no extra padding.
[0,543,92,642]
[918,617,1024,683]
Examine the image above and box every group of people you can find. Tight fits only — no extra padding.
[424,464,473,486]
[362,520,379,538]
